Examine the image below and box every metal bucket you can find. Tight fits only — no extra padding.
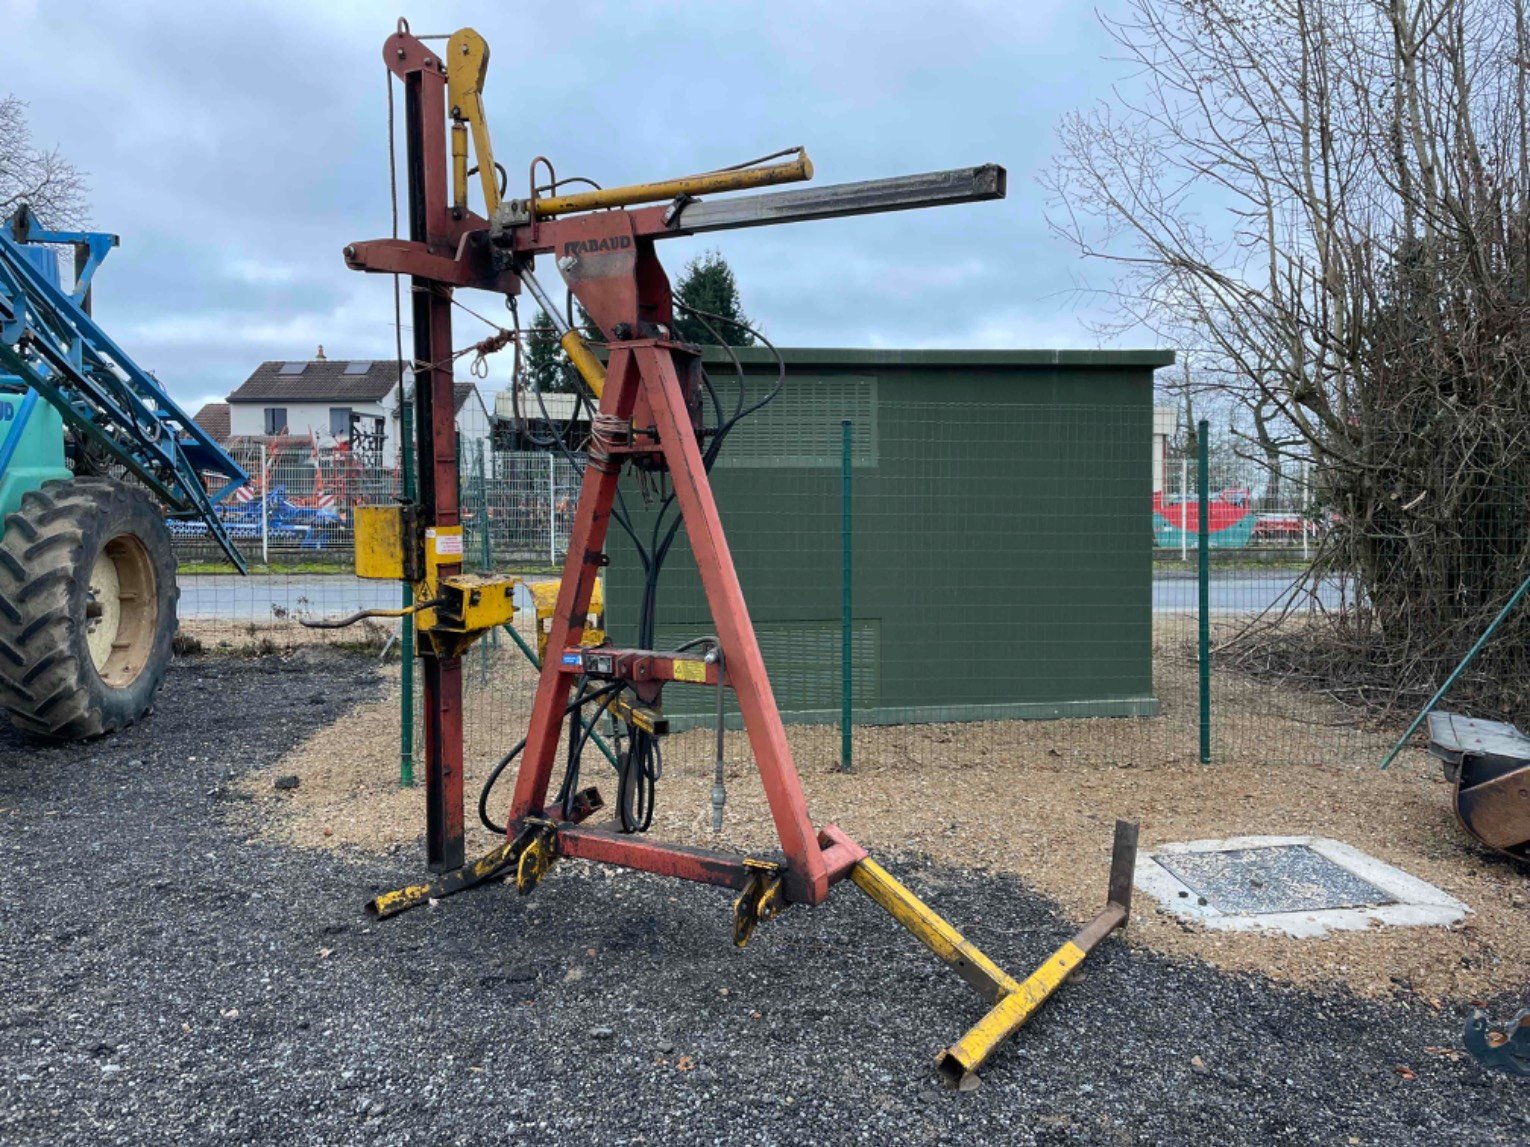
[1426,713,1530,862]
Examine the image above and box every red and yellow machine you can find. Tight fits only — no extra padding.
[344,20,1137,1088]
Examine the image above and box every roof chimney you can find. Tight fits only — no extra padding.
[315,344,327,361]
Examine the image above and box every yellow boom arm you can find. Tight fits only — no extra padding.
[530,150,813,218]
[447,28,500,216]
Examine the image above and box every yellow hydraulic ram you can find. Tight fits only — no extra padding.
[851,819,1139,1090]
[446,28,501,217]
[519,267,608,398]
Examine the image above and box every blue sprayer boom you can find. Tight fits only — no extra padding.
[0,205,247,568]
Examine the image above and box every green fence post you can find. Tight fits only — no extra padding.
[1197,418,1211,764]
[399,391,416,788]
[1378,568,1530,769]
[474,440,494,686]
[841,418,853,772]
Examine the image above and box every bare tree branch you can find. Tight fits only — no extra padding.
[1045,0,1530,717]
[0,94,88,228]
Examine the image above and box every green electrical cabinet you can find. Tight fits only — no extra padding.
[604,347,1174,728]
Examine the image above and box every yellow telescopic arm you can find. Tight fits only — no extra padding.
[532,150,813,218]
[558,330,606,398]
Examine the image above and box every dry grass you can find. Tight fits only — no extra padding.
[236,619,1528,1003]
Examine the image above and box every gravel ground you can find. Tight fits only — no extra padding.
[0,650,1526,1146]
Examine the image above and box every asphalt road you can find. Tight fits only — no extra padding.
[1,650,1525,1145]
[177,573,1344,620]
[1152,571,1349,613]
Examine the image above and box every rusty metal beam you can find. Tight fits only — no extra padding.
[553,824,767,891]
[400,37,466,874]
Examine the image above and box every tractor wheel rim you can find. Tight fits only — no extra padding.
[85,533,157,688]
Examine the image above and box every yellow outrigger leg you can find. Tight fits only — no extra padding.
[851,819,1139,1090]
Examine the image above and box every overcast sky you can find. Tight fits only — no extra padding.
[1,0,1135,414]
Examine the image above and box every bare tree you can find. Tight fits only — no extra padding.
[0,94,87,226]
[1046,0,1530,716]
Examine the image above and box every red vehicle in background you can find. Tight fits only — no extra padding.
[1252,512,1305,544]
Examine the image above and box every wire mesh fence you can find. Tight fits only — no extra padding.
[582,397,1403,813]
[169,440,579,653]
[170,397,1507,807]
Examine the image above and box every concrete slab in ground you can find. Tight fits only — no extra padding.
[1136,834,1469,937]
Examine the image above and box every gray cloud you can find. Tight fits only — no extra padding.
[1,0,1130,411]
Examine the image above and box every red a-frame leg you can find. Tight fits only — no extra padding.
[506,340,844,904]
[508,348,641,820]
[633,344,829,903]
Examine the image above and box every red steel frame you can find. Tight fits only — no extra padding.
[382,34,471,871]
[353,26,867,901]
[346,28,1138,1091]
[504,343,865,904]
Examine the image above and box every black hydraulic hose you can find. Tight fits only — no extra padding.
[557,682,624,819]
[478,680,623,834]
[617,730,662,833]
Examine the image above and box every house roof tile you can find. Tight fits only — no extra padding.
[453,382,480,415]
[192,401,231,441]
[227,360,402,403]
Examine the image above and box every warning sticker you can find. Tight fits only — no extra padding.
[430,528,464,557]
[672,659,707,683]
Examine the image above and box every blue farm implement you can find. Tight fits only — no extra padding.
[167,484,343,548]
[0,206,248,739]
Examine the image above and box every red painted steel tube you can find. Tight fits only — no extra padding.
[553,825,758,890]
[635,343,830,904]
[560,647,732,688]
[508,349,642,822]
[817,823,870,884]
[420,656,463,870]
[399,35,465,873]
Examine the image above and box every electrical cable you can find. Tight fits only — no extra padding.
[535,175,604,194]
[630,303,786,649]
[705,145,807,174]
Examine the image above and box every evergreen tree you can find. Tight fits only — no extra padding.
[523,309,572,394]
[673,250,756,346]
[575,303,602,342]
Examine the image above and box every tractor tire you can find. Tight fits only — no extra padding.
[0,477,178,740]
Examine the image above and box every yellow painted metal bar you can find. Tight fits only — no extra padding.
[367,838,519,918]
[369,879,437,920]
[532,151,813,218]
[447,28,500,214]
[850,858,1019,1003]
[935,937,1092,1088]
[854,821,1136,1089]
[560,330,607,398]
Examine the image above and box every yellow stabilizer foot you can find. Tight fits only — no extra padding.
[852,819,1139,1089]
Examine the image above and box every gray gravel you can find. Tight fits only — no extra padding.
[1,650,1526,1145]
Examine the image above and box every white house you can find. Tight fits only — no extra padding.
[224,354,491,468]
[453,382,493,461]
